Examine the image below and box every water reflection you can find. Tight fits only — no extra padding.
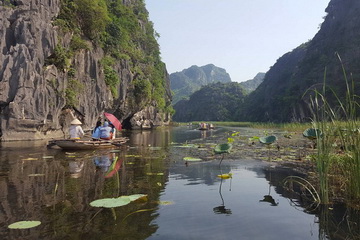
[93,154,114,172]
[1,126,360,240]
[68,160,84,178]
[259,172,279,206]
[213,179,232,215]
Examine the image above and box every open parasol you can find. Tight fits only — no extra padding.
[104,112,122,130]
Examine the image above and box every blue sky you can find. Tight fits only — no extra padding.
[145,0,330,82]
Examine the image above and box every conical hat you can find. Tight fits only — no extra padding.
[71,119,82,125]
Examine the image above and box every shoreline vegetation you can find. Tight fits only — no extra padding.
[176,59,360,209]
[175,120,360,209]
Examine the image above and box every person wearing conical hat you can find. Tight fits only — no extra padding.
[69,119,84,139]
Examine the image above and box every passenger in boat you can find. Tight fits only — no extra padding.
[99,121,113,140]
[109,122,116,140]
[92,120,102,140]
[69,119,84,139]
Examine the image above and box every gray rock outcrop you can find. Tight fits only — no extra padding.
[0,0,171,141]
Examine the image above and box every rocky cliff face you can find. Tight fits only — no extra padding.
[0,0,171,141]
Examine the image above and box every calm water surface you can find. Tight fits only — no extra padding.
[0,126,358,239]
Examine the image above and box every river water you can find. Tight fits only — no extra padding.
[0,125,359,240]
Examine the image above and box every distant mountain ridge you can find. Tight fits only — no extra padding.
[170,64,231,104]
[239,72,265,93]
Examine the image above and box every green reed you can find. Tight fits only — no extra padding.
[308,54,360,205]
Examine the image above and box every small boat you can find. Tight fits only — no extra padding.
[198,122,208,130]
[48,138,128,150]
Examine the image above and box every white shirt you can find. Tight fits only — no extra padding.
[69,125,84,139]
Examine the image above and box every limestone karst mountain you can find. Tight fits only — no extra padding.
[170,64,231,104]
[0,0,172,140]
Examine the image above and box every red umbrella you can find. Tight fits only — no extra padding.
[104,112,122,130]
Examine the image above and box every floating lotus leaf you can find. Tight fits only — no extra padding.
[259,135,277,145]
[217,173,232,179]
[158,201,174,205]
[183,157,202,162]
[214,143,232,154]
[173,144,198,148]
[22,158,38,161]
[303,128,322,140]
[8,221,41,229]
[125,155,141,158]
[110,150,121,153]
[128,194,148,202]
[90,196,131,208]
[90,194,148,208]
[28,174,45,177]
[149,147,162,151]
[146,172,164,176]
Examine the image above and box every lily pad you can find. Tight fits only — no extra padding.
[125,155,141,158]
[183,157,202,162]
[303,128,322,140]
[22,158,38,161]
[146,173,164,176]
[110,150,121,153]
[173,144,198,148]
[28,174,45,177]
[217,173,233,179]
[214,143,232,154]
[90,196,131,208]
[157,201,174,205]
[128,194,148,202]
[149,147,162,151]
[259,135,277,145]
[8,221,41,229]
[90,194,148,208]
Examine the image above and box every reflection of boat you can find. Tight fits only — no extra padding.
[198,123,214,130]
[48,138,128,150]
[198,122,208,130]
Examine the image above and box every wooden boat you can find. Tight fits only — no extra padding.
[198,122,208,130]
[48,137,128,150]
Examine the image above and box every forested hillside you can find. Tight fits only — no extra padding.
[241,0,360,122]
[173,82,246,122]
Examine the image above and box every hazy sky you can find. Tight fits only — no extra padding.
[145,0,330,82]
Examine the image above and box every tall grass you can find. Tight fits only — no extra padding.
[307,54,360,206]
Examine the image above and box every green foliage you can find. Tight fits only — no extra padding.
[54,0,169,112]
[74,0,110,40]
[65,78,84,107]
[103,66,120,97]
[173,82,247,122]
[99,56,120,97]
[45,44,70,70]
[309,57,360,205]
[133,78,151,106]
[70,35,90,51]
